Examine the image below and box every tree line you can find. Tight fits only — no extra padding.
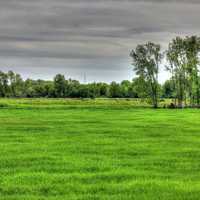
[0,36,200,108]
[0,69,189,102]
[0,70,160,99]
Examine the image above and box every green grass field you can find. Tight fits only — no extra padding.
[0,99,200,199]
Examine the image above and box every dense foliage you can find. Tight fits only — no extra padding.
[0,71,144,98]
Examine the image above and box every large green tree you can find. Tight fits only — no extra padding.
[184,36,200,106]
[130,42,162,108]
[166,36,200,107]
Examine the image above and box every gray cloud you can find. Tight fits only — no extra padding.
[0,0,200,82]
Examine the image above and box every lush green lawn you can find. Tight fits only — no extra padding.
[0,99,200,199]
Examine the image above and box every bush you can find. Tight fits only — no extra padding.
[168,103,176,109]
[0,103,8,108]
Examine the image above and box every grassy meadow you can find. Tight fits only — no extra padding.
[0,98,200,199]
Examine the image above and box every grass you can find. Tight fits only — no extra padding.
[0,98,171,109]
[0,99,200,199]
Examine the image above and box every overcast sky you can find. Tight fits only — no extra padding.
[0,0,200,83]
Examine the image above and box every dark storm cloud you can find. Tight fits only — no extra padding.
[0,0,200,82]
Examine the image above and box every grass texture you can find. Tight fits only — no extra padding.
[0,99,199,199]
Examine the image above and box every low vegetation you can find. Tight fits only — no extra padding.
[0,99,200,199]
[0,98,171,109]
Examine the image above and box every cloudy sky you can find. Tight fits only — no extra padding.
[0,0,200,83]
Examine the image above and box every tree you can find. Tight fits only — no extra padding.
[166,37,187,108]
[7,71,24,97]
[166,36,200,107]
[54,74,66,98]
[67,79,80,98]
[0,71,9,97]
[14,73,24,97]
[132,77,148,99]
[130,42,162,108]
[24,79,37,97]
[109,82,121,98]
[8,71,15,96]
[162,79,174,98]
[121,80,131,98]
[99,83,109,97]
[184,36,200,106]
[44,81,55,97]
